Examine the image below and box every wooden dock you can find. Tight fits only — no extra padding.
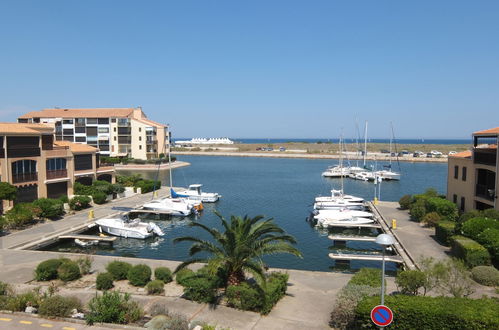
[328,235,377,242]
[58,234,117,243]
[328,253,404,263]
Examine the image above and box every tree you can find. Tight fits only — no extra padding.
[173,212,302,286]
[0,182,17,201]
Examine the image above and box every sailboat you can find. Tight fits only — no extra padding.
[322,137,350,177]
[375,122,401,181]
[349,121,375,181]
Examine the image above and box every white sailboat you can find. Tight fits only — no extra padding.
[96,214,164,239]
[375,122,401,181]
[350,121,375,181]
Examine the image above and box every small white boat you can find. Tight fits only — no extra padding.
[322,166,350,178]
[142,197,197,217]
[315,190,364,203]
[350,171,375,181]
[319,217,375,227]
[172,185,220,203]
[74,238,99,247]
[96,214,164,239]
[314,201,364,211]
[375,169,401,181]
[313,210,375,226]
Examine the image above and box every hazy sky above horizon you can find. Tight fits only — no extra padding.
[1,1,498,139]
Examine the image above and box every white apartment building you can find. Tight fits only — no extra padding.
[18,107,168,160]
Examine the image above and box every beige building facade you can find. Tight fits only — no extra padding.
[18,107,168,160]
[447,127,498,212]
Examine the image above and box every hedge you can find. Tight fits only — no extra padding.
[353,295,499,329]
[450,235,491,267]
[69,196,91,211]
[127,264,152,287]
[32,198,64,219]
[435,220,456,246]
[425,197,458,221]
[35,259,67,281]
[477,228,499,265]
[181,275,217,303]
[106,261,132,280]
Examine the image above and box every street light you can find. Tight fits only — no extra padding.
[375,233,395,306]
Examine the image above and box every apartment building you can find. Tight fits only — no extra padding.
[18,107,168,160]
[0,123,114,210]
[447,127,498,212]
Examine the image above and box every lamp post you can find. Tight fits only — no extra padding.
[375,233,395,306]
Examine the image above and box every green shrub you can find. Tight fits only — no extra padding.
[135,180,161,194]
[261,272,289,314]
[38,295,82,318]
[329,284,379,329]
[35,259,65,281]
[32,198,64,219]
[106,261,132,280]
[75,256,93,275]
[86,291,143,325]
[175,268,195,286]
[422,212,441,227]
[91,191,107,204]
[7,289,43,311]
[482,209,499,220]
[395,270,426,295]
[117,174,142,187]
[398,194,413,210]
[154,267,173,284]
[58,195,69,204]
[451,236,491,267]
[0,216,6,233]
[471,266,499,287]
[349,268,382,288]
[146,280,165,295]
[111,183,125,194]
[0,281,11,296]
[461,217,499,241]
[96,272,114,290]
[226,282,263,312]
[73,182,94,195]
[127,264,152,287]
[425,197,458,221]
[477,228,499,265]
[69,196,91,211]
[353,295,499,329]
[409,200,426,222]
[435,220,456,246]
[424,188,439,197]
[182,275,217,303]
[5,203,35,229]
[57,260,81,282]
[0,182,17,201]
[92,180,114,195]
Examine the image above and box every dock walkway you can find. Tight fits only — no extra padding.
[329,252,404,263]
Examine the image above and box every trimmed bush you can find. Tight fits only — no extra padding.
[425,197,458,221]
[135,179,161,194]
[471,266,499,287]
[96,272,114,290]
[106,261,132,280]
[482,209,499,220]
[175,268,195,286]
[329,284,379,329]
[477,228,499,265]
[451,236,491,267]
[349,268,382,288]
[127,264,152,287]
[398,194,413,210]
[353,295,499,329]
[91,191,107,204]
[182,275,217,303]
[38,295,82,318]
[35,259,65,281]
[422,212,441,227]
[5,203,36,229]
[409,200,426,222]
[111,183,125,194]
[57,260,81,282]
[261,272,289,314]
[462,217,499,241]
[0,182,17,201]
[32,198,64,219]
[146,280,165,295]
[93,180,114,195]
[86,291,143,325]
[155,267,173,284]
[395,270,426,295]
[69,196,91,211]
[435,220,456,246]
[226,282,263,312]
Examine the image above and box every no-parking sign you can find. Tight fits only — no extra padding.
[370,305,393,327]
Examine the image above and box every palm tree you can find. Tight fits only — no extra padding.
[173,212,302,286]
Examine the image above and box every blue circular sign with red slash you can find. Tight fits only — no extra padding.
[371,305,393,327]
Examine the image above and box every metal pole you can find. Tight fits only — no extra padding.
[381,245,386,306]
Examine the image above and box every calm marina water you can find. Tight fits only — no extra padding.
[46,156,447,272]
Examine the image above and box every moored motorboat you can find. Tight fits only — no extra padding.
[315,189,364,203]
[95,214,164,239]
[142,197,197,217]
[319,217,375,227]
[172,185,220,203]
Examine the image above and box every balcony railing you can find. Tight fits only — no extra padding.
[476,184,496,201]
[12,172,38,184]
[474,149,497,167]
[46,169,68,180]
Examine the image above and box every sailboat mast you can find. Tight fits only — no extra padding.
[168,131,173,191]
[389,122,393,167]
[339,134,344,194]
[363,121,368,167]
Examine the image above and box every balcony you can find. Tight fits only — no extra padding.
[46,169,68,180]
[44,146,70,158]
[474,149,497,167]
[476,184,496,201]
[12,172,38,184]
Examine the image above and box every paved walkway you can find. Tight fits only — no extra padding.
[374,201,450,266]
[0,313,116,330]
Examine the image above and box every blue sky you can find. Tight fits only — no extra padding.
[0,1,498,139]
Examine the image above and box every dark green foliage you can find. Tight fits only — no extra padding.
[69,196,91,210]
[32,198,64,219]
[106,261,133,280]
[96,272,114,290]
[461,217,499,241]
[409,200,426,221]
[91,191,107,204]
[135,179,161,194]
[154,267,173,283]
[422,212,441,227]
[73,182,94,195]
[38,295,82,318]
[175,268,195,286]
[100,156,123,164]
[353,295,499,329]
[477,228,499,265]
[4,203,36,229]
[127,264,152,287]
[0,281,10,296]
[471,266,499,287]
[146,280,165,295]
[349,268,382,288]
[92,180,114,195]
[6,289,44,311]
[451,236,491,267]
[482,209,499,220]
[86,291,143,325]
[424,188,439,197]
[0,216,6,233]
[117,174,142,187]
[261,272,289,314]
[425,197,458,221]
[58,195,69,204]
[435,220,456,246]
[57,260,81,282]
[398,194,413,210]
[395,270,426,295]
[111,183,125,194]
[459,210,483,223]
[181,274,218,303]
[0,182,17,201]
[35,259,65,281]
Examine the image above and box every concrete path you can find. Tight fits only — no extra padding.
[374,201,450,265]
[0,312,116,330]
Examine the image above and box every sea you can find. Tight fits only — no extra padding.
[174,138,469,145]
[45,155,448,273]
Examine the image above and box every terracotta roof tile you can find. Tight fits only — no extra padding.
[18,108,136,119]
[450,150,472,158]
[134,117,167,128]
[54,141,97,153]
[0,122,53,135]
[474,127,499,135]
